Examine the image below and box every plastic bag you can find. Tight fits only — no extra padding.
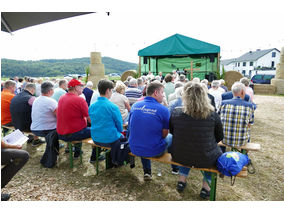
[217,151,250,176]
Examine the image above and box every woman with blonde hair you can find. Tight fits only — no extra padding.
[169,82,223,199]
[110,83,131,124]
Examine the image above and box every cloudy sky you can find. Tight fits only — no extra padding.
[1,0,284,64]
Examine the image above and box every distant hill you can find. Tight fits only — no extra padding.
[1,57,138,77]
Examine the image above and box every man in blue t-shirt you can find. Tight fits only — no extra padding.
[129,81,175,180]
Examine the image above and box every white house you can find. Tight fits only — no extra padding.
[221,48,280,78]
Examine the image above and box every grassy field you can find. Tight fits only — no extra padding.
[1,95,284,201]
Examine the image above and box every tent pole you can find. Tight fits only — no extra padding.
[217,53,220,74]
[139,56,141,77]
[156,58,159,75]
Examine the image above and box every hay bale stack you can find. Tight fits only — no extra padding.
[224,71,243,91]
[121,70,137,82]
[254,84,276,94]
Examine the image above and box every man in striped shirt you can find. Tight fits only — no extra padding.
[125,78,142,106]
[219,82,254,150]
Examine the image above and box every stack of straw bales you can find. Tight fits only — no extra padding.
[88,52,105,89]
[224,71,243,91]
[121,70,137,82]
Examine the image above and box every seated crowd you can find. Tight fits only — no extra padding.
[1,71,255,200]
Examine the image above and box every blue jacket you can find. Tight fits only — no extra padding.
[89,97,123,143]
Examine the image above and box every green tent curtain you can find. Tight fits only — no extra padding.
[140,56,218,80]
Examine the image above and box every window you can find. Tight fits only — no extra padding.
[242,70,246,75]
[271,61,275,67]
[272,52,276,57]
[243,62,246,66]
[249,70,252,78]
[250,61,253,66]
[238,62,240,67]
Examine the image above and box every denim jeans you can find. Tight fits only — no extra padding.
[58,127,91,152]
[123,113,129,125]
[179,166,212,183]
[141,133,178,172]
[32,129,56,137]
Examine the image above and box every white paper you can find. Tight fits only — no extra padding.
[3,129,29,146]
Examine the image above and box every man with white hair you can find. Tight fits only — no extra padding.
[219,82,254,149]
[83,81,94,106]
[125,78,142,106]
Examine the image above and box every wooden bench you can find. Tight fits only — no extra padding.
[218,141,261,154]
[1,125,32,136]
[81,138,247,201]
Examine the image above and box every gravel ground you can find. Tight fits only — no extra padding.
[1,94,284,202]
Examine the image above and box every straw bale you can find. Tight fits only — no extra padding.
[224,71,243,91]
[121,70,137,82]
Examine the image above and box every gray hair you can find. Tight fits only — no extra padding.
[137,78,143,85]
[219,79,225,85]
[59,79,67,87]
[175,82,184,89]
[192,77,200,83]
[211,80,220,88]
[231,82,246,96]
[4,80,16,89]
[129,78,138,86]
[86,81,93,88]
[201,79,208,85]
[240,77,250,87]
[179,74,186,81]
[41,81,54,94]
[25,83,36,90]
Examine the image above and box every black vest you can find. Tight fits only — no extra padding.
[10,90,33,131]
[170,108,223,168]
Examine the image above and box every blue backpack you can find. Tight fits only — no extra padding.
[217,152,250,177]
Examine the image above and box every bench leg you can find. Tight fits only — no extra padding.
[96,147,99,175]
[68,143,73,169]
[105,150,111,169]
[209,173,217,201]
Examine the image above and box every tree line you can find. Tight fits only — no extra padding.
[1,57,138,78]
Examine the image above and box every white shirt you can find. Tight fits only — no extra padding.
[208,88,222,112]
[31,96,58,131]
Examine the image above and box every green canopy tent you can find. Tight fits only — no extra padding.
[138,33,220,80]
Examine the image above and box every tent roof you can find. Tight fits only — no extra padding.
[138,33,220,57]
[1,12,94,33]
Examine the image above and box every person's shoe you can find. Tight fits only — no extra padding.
[27,135,34,143]
[199,188,210,199]
[74,151,83,159]
[1,193,10,201]
[143,173,152,181]
[32,139,45,147]
[176,181,187,193]
[64,147,75,154]
[171,168,179,175]
[89,155,106,163]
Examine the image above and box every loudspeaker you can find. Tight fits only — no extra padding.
[143,57,148,64]
[209,54,215,63]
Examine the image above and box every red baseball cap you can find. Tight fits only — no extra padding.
[68,79,83,88]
